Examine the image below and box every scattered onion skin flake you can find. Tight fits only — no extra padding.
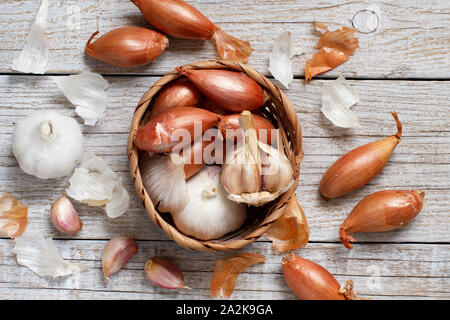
[150,78,203,118]
[266,195,309,253]
[305,23,359,82]
[320,112,402,199]
[130,0,253,63]
[0,193,28,239]
[177,67,269,113]
[282,253,357,300]
[85,27,168,68]
[211,253,265,298]
[340,190,425,250]
[135,107,221,153]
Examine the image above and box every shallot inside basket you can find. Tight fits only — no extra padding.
[127,60,303,252]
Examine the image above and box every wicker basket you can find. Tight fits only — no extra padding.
[127,60,303,252]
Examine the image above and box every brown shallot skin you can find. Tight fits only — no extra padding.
[282,253,356,300]
[177,68,269,113]
[130,0,253,63]
[320,112,402,199]
[135,107,221,153]
[219,113,276,143]
[150,78,202,118]
[85,27,168,68]
[340,190,425,250]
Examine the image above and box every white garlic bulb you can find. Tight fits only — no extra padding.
[12,110,84,179]
[171,166,247,240]
[221,111,294,206]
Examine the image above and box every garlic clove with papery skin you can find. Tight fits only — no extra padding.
[102,236,139,278]
[221,111,294,207]
[50,194,82,235]
[12,110,84,179]
[145,258,190,290]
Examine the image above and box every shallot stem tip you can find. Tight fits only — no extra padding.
[390,112,402,140]
[339,227,354,250]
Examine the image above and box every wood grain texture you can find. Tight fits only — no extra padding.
[0,240,448,300]
[0,0,449,300]
[0,76,448,244]
[0,0,449,78]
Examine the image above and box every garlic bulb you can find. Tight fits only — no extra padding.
[171,166,246,240]
[140,152,189,214]
[66,153,130,218]
[12,110,84,179]
[52,71,109,126]
[221,112,294,206]
[11,0,49,74]
[13,231,87,278]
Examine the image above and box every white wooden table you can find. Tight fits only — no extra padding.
[0,0,449,300]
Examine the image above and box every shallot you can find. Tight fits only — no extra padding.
[340,190,425,249]
[130,0,253,63]
[85,27,168,68]
[320,112,402,199]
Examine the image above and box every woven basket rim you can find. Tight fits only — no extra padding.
[127,60,303,252]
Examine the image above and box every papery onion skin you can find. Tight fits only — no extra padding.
[177,68,268,112]
[102,236,139,277]
[0,193,28,239]
[320,112,402,199]
[150,78,202,118]
[135,107,221,152]
[219,113,276,142]
[85,27,168,68]
[340,190,424,249]
[282,253,355,300]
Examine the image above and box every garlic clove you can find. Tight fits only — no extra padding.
[145,258,190,290]
[102,236,139,278]
[0,193,28,239]
[50,194,83,235]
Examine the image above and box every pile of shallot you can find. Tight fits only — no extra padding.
[135,68,295,241]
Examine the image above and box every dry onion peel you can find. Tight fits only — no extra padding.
[130,0,253,63]
[211,253,265,298]
[266,194,309,252]
[11,0,49,74]
[340,190,424,249]
[13,231,87,278]
[282,253,356,300]
[66,153,130,218]
[0,193,28,238]
[305,23,359,81]
[52,71,109,126]
[171,166,247,240]
[268,31,297,89]
[321,75,361,128]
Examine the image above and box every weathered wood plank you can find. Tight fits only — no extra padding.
[0,240,448,299]
[0,0,449,78]
[0,76,448,242]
